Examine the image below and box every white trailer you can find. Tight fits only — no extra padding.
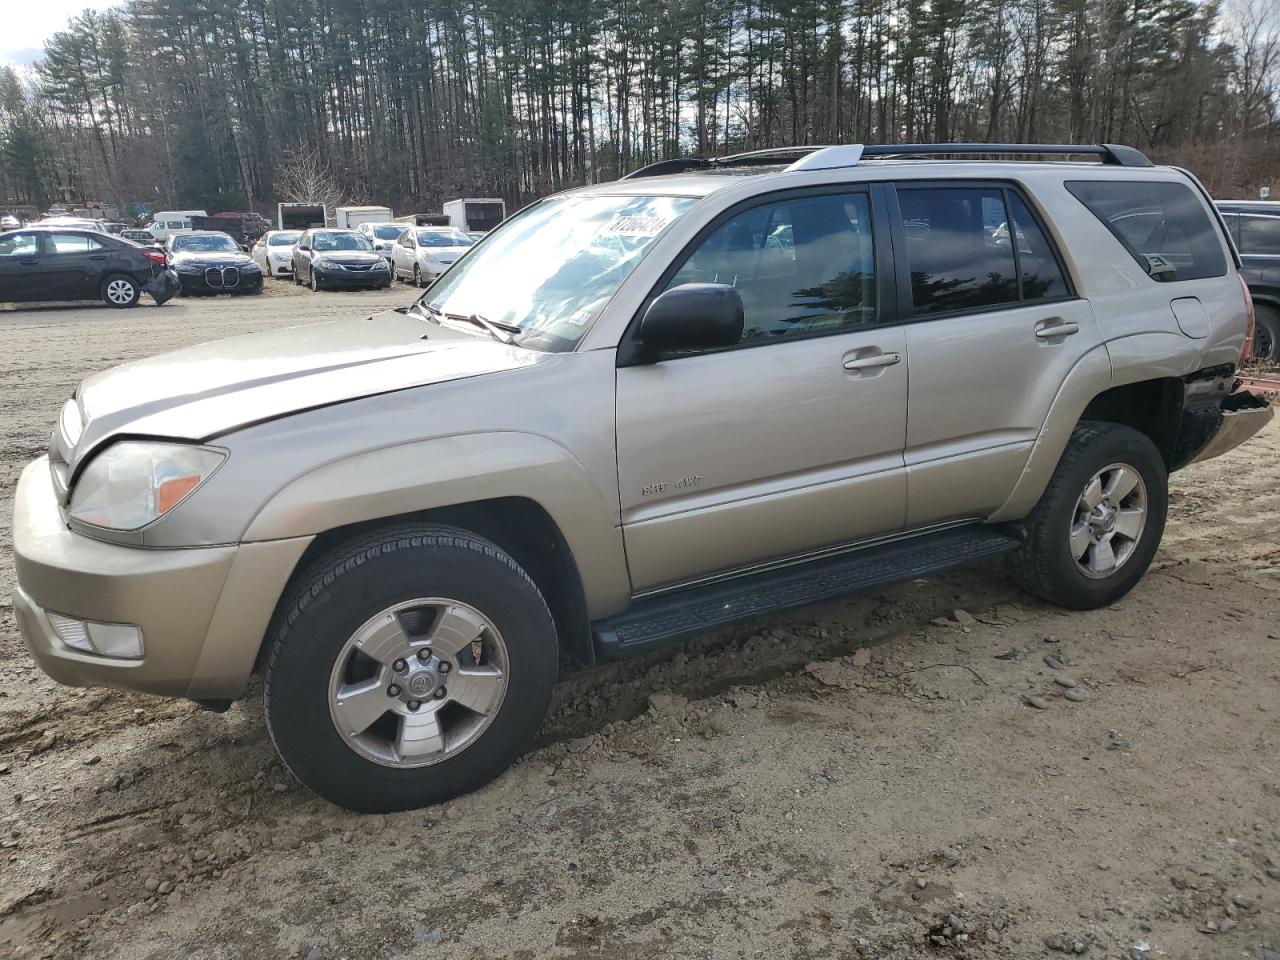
[334,205,393,230]
[442,198,506,234]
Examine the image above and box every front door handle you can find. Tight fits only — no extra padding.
[19,259,38,266]
[843,352,901,371]
[89,254,108,261]
[1035,320,1080,340]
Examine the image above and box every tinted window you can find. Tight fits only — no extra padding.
[1238,215,1280,256]
[898,187,1019,315]
[1067,180,1226,282]
[48,234,105,254]
[1006,192,1069,300]
[667,192,876,342]
[0,234,38,257]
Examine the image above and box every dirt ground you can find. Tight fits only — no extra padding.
[1,284,1278,960]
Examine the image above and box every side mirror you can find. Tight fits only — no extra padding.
[637,283,744,354]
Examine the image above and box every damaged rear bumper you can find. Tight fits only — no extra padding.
[1189,389,1273,464]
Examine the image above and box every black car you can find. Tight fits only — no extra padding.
[166,231,264,295]
[292,229,392,291]
[0,227,166,308]
[1217,200,1280,360]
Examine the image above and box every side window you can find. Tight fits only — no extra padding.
[666,192,877,343]
[0,234,38,258]
[1066,180,1226,282]
[897,186,1019,315]
[47,234,104,254]
[1238,215,1280,256]
[1006,192,1069,300]
[1219,213,1241,246]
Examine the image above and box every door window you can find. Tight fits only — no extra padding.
[46,234,106,254]
[1005,192,1070,300]
[897,187,1019,315]
[1238,215,1280,256]
[0,234,38,257]
[1066,180,1226,282]
[665,192,877,343]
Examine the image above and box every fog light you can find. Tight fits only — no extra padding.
[47,613,144,660]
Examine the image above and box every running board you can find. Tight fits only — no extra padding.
[592,526,1021,660]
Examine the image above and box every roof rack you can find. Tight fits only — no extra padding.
[620,142,1152,179]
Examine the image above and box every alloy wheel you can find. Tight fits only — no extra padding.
[1070,462,1147,579]
[327,598,509,768]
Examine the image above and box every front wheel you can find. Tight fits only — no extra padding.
[412,264,422,288]
[263,524,559,812]
[1009,422,1168,610]
[310,271,322,292]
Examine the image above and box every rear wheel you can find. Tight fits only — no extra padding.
[1253,304,1279,362]
[413,264,422,287]
[100,274,140,308]
[310,271,322,292]
[263,524,558,812]
[1009,422,1167,610]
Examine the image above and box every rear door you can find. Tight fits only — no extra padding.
[42,232,112,298]
[890,182,1101,527]
[0,232,43,301]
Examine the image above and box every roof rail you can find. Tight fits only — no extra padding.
[621,142,1153,180]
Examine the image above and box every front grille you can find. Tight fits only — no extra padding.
[203,267,241,288]
[344,263,374,272]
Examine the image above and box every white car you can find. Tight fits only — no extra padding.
[28,216,109,234]
[251,230,303,277]
[390,227,474,286]
[0,215,19,230]
[357,222,406,263]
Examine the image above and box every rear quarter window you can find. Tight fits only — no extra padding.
[1066,180,1226,283]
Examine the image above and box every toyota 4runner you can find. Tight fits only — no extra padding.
[11,143,1273,812]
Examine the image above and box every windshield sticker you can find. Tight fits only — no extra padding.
[603,216,671,237]
[564,308,594,327]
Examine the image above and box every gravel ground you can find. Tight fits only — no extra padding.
[1,284,1278,960]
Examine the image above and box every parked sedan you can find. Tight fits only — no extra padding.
[250,230,302,278]
[1217,200,1280,360]
[390,226,474,286]
[0,227,166,307]
[166,231,263,296]
[357,221,407,263]
[292,229,391,291]
[120,229,161,247]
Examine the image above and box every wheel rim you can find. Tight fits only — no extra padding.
[327,598,510,768]
[1256,321,1277,361]
[1070,462,1147,579]
[106,279,134,304]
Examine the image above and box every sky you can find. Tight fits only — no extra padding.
[1,0,125,69]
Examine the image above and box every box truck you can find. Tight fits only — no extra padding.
[277,203,327,231]
[334,205,393,230]
[442,198,506,234]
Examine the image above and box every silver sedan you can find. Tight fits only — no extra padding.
[390,227,474,287]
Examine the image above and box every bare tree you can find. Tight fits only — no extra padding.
[275,146,345,217]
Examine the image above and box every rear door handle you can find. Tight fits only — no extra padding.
[843,352,901,371]
[19,259,38,266]
[1035,320,1080,340]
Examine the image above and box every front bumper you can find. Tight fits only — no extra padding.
[315,267,390,288]
[267,260,294,277]
[176,270,264,295]
[12,458,312,700]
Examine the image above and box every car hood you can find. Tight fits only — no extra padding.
[420,245,470,262]
[171,250,254,268]
[68,311,545,468]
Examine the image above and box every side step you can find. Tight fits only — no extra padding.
[592,525,1021,660]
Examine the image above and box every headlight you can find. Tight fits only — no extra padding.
[69,441,226,531]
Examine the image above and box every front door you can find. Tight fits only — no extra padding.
[0,232,44,301]
[890,183,1103,526]
[41,232,111,298]
[615,188,909,592]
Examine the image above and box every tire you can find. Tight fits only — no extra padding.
[413,264,422,288]
[1008,421,1167,610]
[310,271,322,292]
[100,274,141,308]
[1253,304,1280,362]
[263,523,559,813]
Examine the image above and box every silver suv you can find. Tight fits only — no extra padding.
[11,143,1272,812]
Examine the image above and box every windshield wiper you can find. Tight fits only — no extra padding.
[410,300,520,345]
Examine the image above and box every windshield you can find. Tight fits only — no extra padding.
[172,234,239,253]
[423,194,694,351]
[417,229,472,247]
[371,224,403,240]
[313,231,372,252]
[269,231,301,246]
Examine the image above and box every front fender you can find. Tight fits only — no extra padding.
[242,431,631,618]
